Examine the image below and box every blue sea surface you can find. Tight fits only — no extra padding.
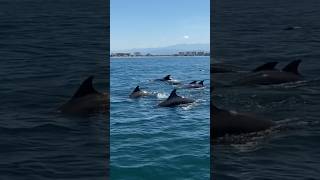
[111,56,210,180]
[0,0,109,179]
[212,0,320,179]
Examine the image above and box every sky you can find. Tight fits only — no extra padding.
[111,0,210,51]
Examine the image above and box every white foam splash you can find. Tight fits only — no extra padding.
[181,103,196,110]
[156,92,168,99]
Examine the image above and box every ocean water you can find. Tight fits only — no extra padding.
[110,56,210,180]
[0,0,109,179]
[212,0,320,179]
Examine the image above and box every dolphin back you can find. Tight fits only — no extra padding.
[212,105,275,138]
[159,89,194,107]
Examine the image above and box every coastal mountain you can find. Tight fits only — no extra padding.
[111,43,209,55]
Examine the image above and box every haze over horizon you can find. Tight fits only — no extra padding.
[111,0,210,51]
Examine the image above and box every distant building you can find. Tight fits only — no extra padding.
[133,52,142,56]
[197,51,205,56]
[111,53,131,57]
[177,51,209,56]
[178,52,185,56]
[111,50,210,57]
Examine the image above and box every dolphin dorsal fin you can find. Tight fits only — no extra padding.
[190,81,197,84]
[168,89,179,99]
[282,59,302,75]
[163,75,171,80]
[72,76,99,99]
[133,86,140,93]
[252,62,278,72]
[198,80,204,85]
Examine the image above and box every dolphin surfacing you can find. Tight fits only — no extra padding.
[59,76,108,114]
[155,75,181,85]
[181,80,205,89]
[158,89,194,107]
[211,105,275,138]
[236,60,303,85]
[129,86,150,98]
[189,80,197,84]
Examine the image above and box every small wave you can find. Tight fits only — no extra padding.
[181,102,197,110]
[213,116,319,151]
[268,78,320,89]
[214,128,275,146]
[270,80,309,88]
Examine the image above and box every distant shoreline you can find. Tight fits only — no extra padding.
[111,49,210,58]
[110,55,210,58]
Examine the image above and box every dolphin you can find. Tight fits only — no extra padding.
[189,80,197,84]
[129,86,150,98]
[190,80,205,88]
[235,60,302,85]
[155,75,181,85]
[211,105,275,138]
[157,74,171,81]
[158,89,195,107]
[59,76,108,114]
[180,80,205,89]
[197,80,204,87]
